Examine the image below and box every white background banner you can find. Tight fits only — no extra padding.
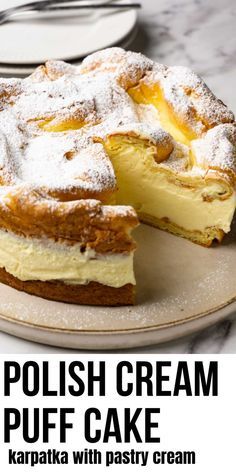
[0,354,235,471]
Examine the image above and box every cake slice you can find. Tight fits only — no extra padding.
[0,188,138,305]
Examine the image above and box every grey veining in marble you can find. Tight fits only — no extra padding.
[0,0,236,353]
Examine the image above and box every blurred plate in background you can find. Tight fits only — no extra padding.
[0,0,137,74]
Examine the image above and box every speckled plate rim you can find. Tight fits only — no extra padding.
[0,297,235,350]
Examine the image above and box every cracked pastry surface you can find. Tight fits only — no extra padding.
[0,48,235,305]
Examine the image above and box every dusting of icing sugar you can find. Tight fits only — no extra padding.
[20,70,141,128]
[161,142,190,173]
[136,103,160,124]
[80,47,154,88]
[0,78,22,110]
[0,47,235,214]
[151,64,234,135]
[192,123,236,173]
[107,121,173,146]
[18,134,116,194]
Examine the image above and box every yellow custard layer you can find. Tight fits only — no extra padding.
[106,138,236,234]
[0,230,135,287]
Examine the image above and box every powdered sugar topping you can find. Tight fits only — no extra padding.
[0,47,235,211]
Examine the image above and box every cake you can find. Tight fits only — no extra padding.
[0,48,235,305]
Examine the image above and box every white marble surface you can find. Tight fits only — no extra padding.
[0,0,236,353]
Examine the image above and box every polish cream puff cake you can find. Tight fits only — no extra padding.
[0,48,235,305]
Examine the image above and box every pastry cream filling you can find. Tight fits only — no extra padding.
[0,230,135,287]
[106,140,236,233]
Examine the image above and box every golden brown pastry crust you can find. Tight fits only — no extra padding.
[0,267,135,306]
[128,67,234,140]
[0,188,138,254]
[0,48,235,305]
[139,212,224,247]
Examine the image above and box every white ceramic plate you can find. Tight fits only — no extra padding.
[0,0,137,66]
[0,24,138,76]
[0,222,235,350]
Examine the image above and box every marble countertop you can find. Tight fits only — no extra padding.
[0,0,236,353]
